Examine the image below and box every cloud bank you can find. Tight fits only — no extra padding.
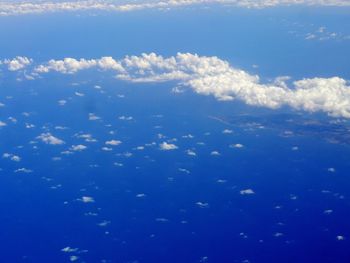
[1,53,350,118]
[0,0,349,16]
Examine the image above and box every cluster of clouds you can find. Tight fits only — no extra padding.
[0,0,349,16]
[302,26,350,42]
[0,56,32,71]
[1,52,350,118]
[37,132,65,145]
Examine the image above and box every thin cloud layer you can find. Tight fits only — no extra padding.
[1,52,350,118]
[0,0,349,16]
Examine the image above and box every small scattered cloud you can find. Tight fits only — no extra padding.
[328,167,336,173]
[105,140,122,146]
[240,189,255,195]
[222,129,233,134]
[186,149,197,156]
[61,247,79,253]
[79,196,95,203]
[70,145,87,151]
[337,235,345,241]
[14,168,33,173]
[88,113,101,121]
[118,115,133,121]
[159,142,178,150]
[196,201,209,208]
[37,132,65,145]
[230,143,244,148]
[3,153,21,162]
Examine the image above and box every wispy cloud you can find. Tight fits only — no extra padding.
[0,0,349,16]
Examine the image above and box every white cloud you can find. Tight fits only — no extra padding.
[10,155,20,162]
[58,100,67,106]
[79,196,95,203]
[37,132,65,145]
[34,57,124,74]
[33,53,350,118]
[4,52,350,118]
[186,149,197,156]
[14,168,33,173]
[105,140,122,146]
[0,56,32,71]
[61,247,79,253]
[196,201,209,208]
[75,92,84,97]
[337,235,345,241]
[88,113,101,121]
[70,144,87,151]
[101,146,112,151]
[3,153,21,162]
[222,129,233,134]
[0,0,349,17]
[114,162,124,167]
[75,133,97,142]
[240,189,255,195]
[70,255,79,262]
[118,115,133,121]
[159,142,178,150]
[178,168,190,174]
[230,143,244,148]
[2,153,11,158]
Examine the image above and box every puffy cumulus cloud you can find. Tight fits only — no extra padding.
[0,56,32,71]
[34,57,124,74]
[159,142,178,150]
[4,52,350,118]
[0,0,349,16]
[37,132,65,145]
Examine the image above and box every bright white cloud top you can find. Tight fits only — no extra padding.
[0,57,32,71]
[160,142,179,150]
[0,0,349,16]
[2,52,350,118]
